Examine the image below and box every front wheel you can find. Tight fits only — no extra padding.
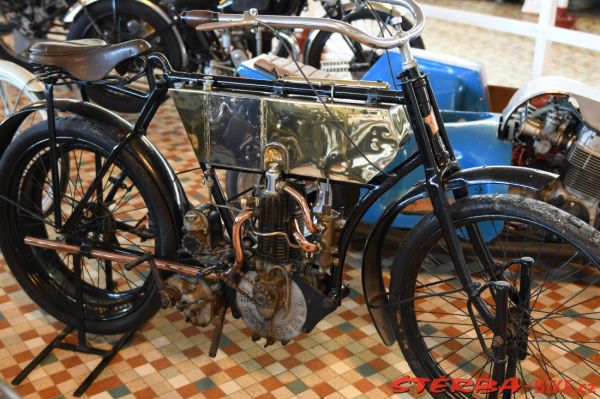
[390,195,599,398]
[0,117,178,334]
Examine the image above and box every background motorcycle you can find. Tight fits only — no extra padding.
[65,0,422,112]
[499,76,600,228]
[0,0,75,68]
[302,0,424,79]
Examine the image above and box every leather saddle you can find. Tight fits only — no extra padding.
[29,39,151,81]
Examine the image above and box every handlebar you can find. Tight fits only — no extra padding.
[180,0,425,50]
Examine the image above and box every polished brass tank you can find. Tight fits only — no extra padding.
[171,86,412,184]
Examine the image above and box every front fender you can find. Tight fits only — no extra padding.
[362,165,557,346]
[0,99,189,236]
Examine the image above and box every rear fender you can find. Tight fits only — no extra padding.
[362,165,557,346]
[0,99,189,236]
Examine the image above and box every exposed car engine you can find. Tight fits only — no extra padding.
[501,95,600,227]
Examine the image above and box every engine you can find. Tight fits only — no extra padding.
[233,165,344,344]
[161,163,344,345]
[502,96,600,227]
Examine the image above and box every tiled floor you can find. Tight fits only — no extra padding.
[0,1,599,398]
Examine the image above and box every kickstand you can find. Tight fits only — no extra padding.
[209,306,227,358]
[12,254,137,397]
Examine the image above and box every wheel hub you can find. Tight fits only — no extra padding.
[80,202,117,237]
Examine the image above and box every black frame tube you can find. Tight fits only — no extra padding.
[45,80,62,230]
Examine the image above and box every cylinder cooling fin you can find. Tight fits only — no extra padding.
[257,190,290,261]
[564,143,600,200]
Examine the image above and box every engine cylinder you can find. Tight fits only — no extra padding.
[257,190,290,261]
[564,132,600,200]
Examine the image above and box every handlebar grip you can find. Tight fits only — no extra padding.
[180,10,218,27]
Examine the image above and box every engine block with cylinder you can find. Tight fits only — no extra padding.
[232,165,343,344]
[160,164,344,345]
[501,95,600,227]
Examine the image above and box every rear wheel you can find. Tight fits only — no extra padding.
[390,195,599,398]
[0,118,177,334]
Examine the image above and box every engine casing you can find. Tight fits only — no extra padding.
[236,270,307,343]
[564,127,600,201]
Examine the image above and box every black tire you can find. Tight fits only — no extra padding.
[67,0,184,113]
[389,195,599,398]
[305,8,425,79]
[0,117,178,334]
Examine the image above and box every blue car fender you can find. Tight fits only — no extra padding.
[361,111,513,227]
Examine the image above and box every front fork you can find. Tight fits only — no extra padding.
[400,67,533,388]
[468,256,532,399]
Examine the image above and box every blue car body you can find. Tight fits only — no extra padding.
[237,49,511,226]
[238,48,491,112]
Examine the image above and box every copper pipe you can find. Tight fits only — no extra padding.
[291,219,320,253]
[23,236,218,281]
[233,209,254,271]
[281,184,322,234]
[424,111,439,135]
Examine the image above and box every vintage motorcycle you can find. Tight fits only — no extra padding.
[0,1,598,397]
